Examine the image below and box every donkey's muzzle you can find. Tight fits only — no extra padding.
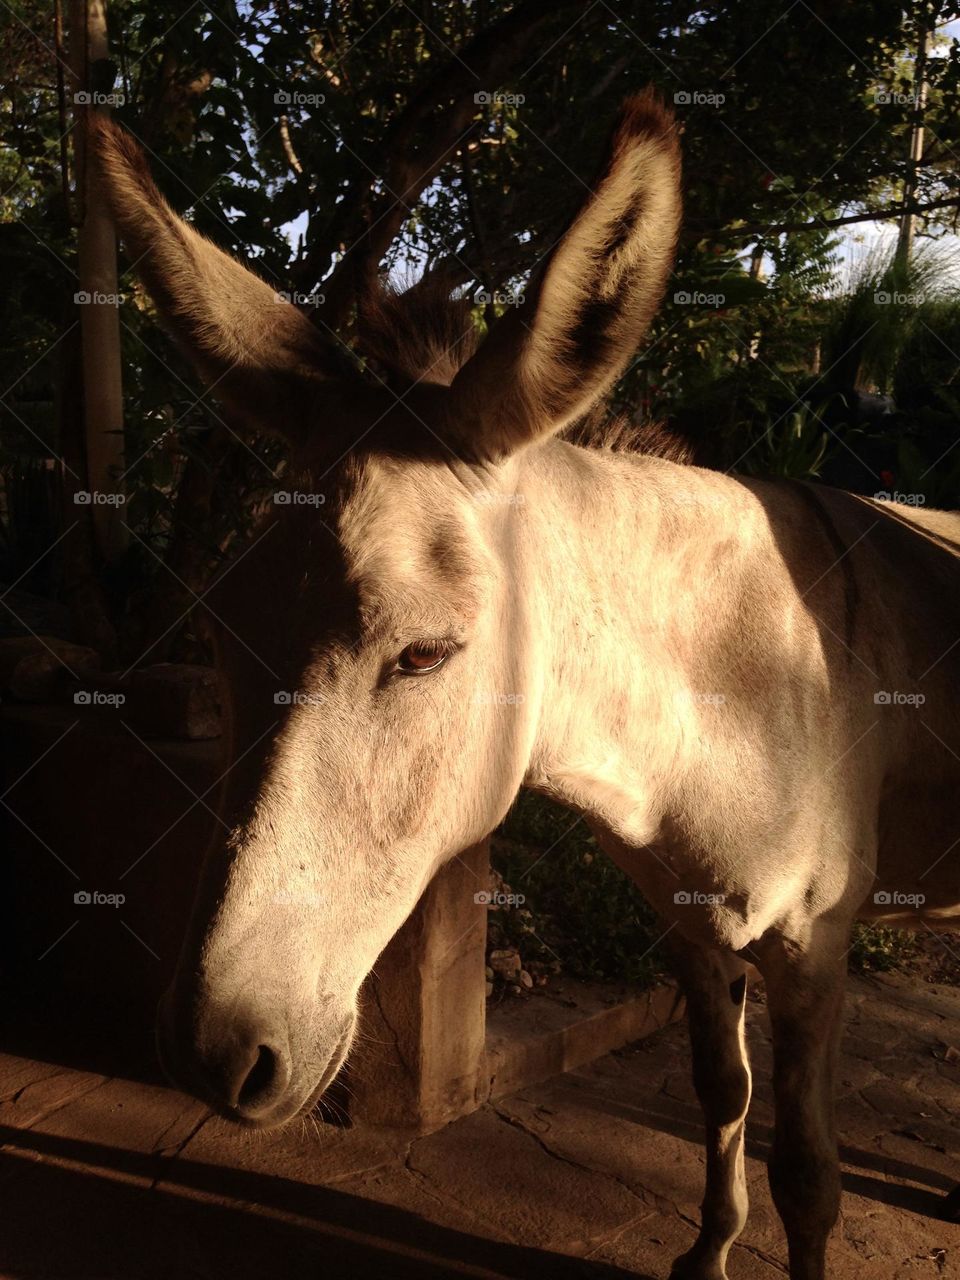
[156,987,350,1127]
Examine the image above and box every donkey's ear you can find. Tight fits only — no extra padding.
[446,91,681,459]
[89,116,348,445]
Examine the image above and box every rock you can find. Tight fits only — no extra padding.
[489,948,521,978]
[127,664,222,740]
[485,966,494,981]
[508,984,522,996]
[0,636,63,686]
[942,1044,960,1064]
[71,663,223,740]
[0,587,70,639]
[485,981,494,998]
[9,641,101,701]
[520,970,534,989]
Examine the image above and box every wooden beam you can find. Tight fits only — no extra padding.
[349,841,491,1133]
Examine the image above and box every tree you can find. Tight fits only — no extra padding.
[3,1,959,655]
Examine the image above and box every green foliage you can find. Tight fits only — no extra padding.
[848,923,918,974]
[735,398,847,480]
[491,793,667,987]
[4,1,959,597]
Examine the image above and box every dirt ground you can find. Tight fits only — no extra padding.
[0,969,957,1279]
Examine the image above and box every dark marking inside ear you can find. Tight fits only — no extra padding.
[602,199,645,260]
[569,295,623,371]
[729,974,747,1006]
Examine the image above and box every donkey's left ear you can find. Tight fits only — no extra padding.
[445,91,681,459]
[89,116,352,445]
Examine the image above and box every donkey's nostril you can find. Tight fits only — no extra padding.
[237,1043,281,1111]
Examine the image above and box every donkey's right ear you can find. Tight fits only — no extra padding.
[444,91,681,461]
[89,116,349,445]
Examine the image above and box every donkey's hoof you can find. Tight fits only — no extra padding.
[669,1248,727,1280]
[941,1184,960,1222]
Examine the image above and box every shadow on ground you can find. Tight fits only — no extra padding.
[0,1124,647,1280]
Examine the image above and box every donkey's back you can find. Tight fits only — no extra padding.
[806,486,960,925]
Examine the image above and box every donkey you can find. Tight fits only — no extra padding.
[92,92,960,1280]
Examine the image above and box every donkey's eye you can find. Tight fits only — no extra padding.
[396,639,452,675]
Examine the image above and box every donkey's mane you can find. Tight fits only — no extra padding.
[359,280,480,389]
[360,281,693,463]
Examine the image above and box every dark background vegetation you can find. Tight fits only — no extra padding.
[3,0,960,987]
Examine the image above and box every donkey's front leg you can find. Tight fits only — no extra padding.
[668,942,752,1280]
[755,926,848,1280]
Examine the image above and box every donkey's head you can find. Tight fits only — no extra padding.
[93,92,680,1126]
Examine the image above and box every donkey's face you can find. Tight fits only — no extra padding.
[165,453,537,1123]
[93,89,680,1124]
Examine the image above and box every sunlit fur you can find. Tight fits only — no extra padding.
[95,95,960,1280]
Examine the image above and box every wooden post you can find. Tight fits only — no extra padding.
[348,840,490,1133]
[69,0,126,561]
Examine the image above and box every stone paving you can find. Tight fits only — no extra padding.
[0,971,957,1279]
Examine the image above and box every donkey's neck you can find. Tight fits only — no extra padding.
[518,441,771,850]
